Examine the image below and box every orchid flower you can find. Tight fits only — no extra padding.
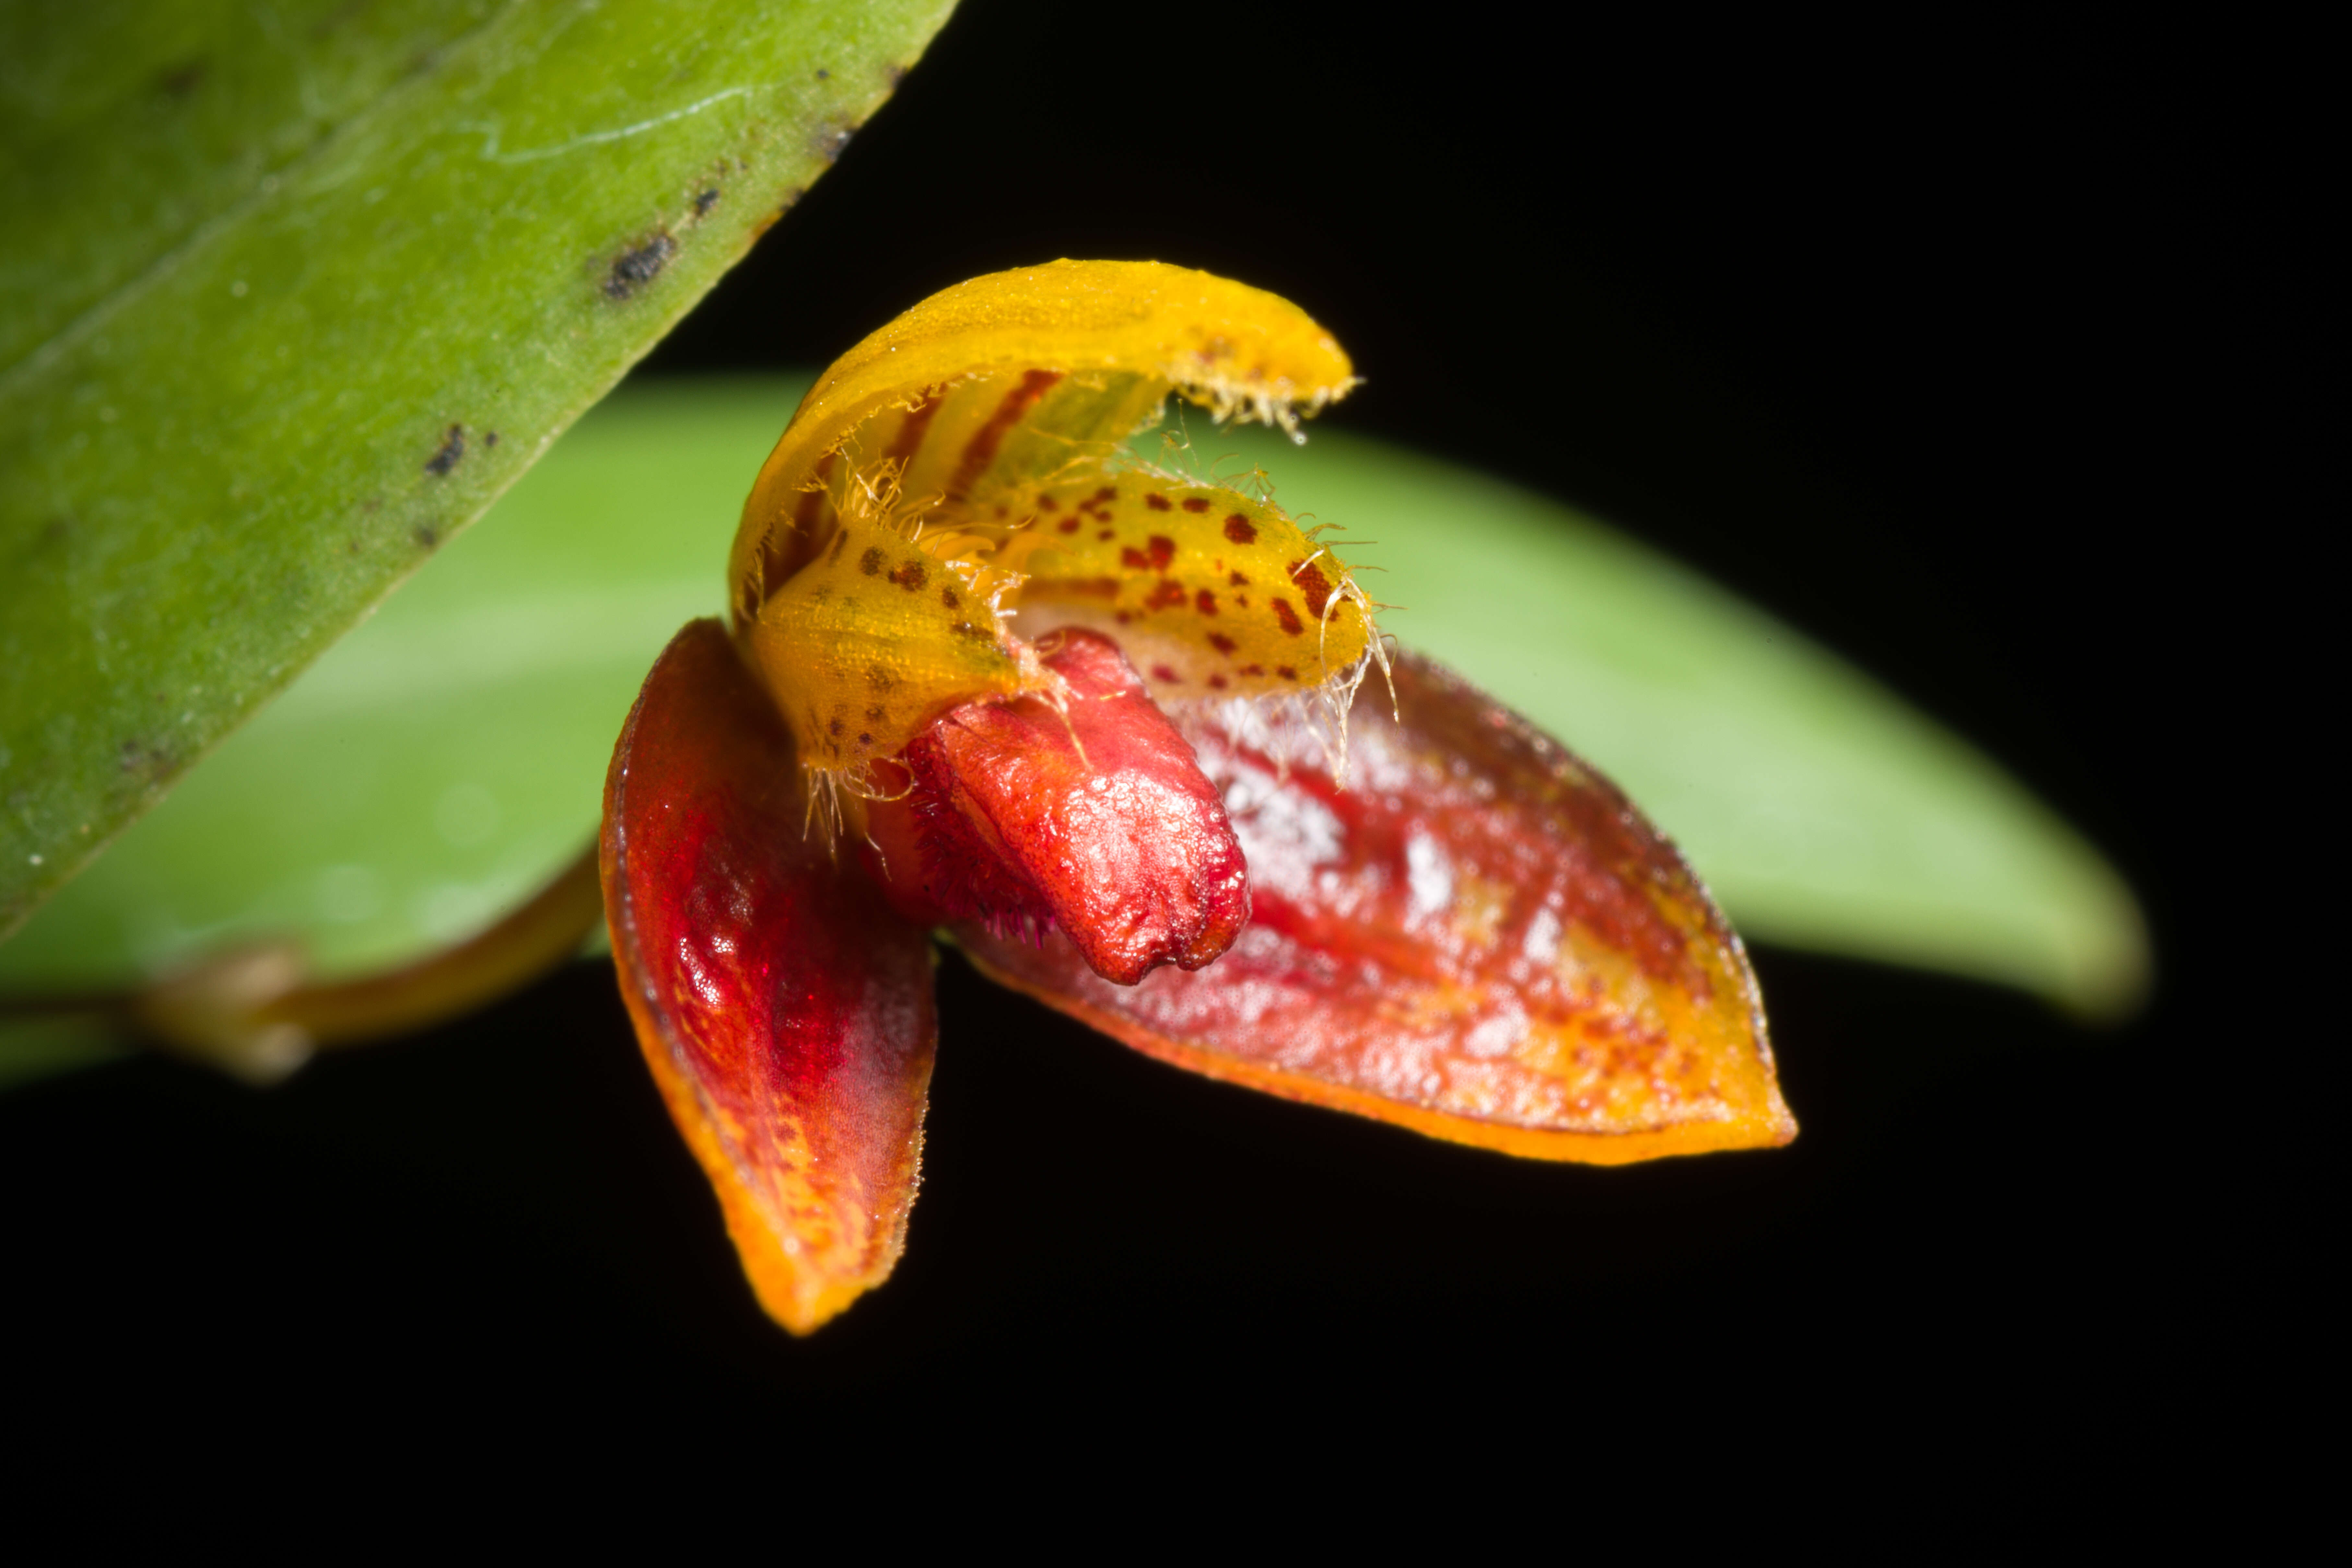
[597,260,1795,1335]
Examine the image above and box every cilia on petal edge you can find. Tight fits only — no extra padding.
[599,261,1795,1334]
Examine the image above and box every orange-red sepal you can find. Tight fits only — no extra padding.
[602,619,936,1334]
[958,649,1795,1163]
[866,629,1250,986]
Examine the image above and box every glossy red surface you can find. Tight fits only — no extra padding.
[866,629,1250,986]
[601,619,936,1333]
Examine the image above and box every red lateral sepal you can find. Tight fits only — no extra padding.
[602,619,936,1334]
[957,649,1794,1162]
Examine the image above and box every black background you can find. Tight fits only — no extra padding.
[3,4,2301,1433]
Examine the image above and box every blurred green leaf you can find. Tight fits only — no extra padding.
[0,0,957,937]
[1188,422,2150,1020]
[0,376,2148,1085]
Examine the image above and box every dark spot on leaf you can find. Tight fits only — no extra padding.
[693,188,720,218]
[1152,665,1182,684]
[1272,598,1304,635]
[889,559,928,591]
[1208,632,1237,654]
[604,233,677,300]
[860,547,885,576]
[18,514,71,565]
[1230,570,1249,586]
[1182,497,1212,514]
[308,2,368,41]
[1196,589,1220,616]
[857,733,872,746]
[1058,518,1081,534]
[1277,665,1299,681]
[1209,674,1229,690]
[867,665,896,691]
[484,430,499,448]
[829,717,846,738]
[1146,493,1173,512]
[866,706,887,722]
[1121,547,1149,570]
[414,524,438,549]
[941,586,960,608]
[424,424,464,476]
[817,68,831,80]
[118,738,174,779]
[1225,514,1257,544]
[155,60,207,98]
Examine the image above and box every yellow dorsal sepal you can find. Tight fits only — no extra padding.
[729,260,1356,623]
[727,261,1370,796]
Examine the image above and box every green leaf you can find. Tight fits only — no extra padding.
[0,379,2146,1051]
[0,378,799,1001]
[0,0,958,938]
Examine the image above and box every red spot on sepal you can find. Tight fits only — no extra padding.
[1290,559,1334,618]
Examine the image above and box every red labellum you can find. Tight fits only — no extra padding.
[601,620,936,1334]
[865,629,1250,986]
[957,651,1794,1163]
